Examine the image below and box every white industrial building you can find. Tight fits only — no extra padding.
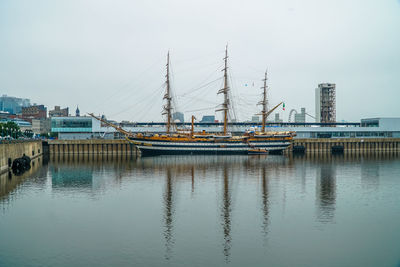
[51,116,400,140]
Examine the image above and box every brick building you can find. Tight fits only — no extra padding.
[21,105,47,122]
[49,106,69,117]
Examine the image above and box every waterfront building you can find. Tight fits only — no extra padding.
[360,117,400,130]
[49,106,69,117]
[251,116,260,122]
[0,95,30,114]
[172,112,184,123]
[52,116,400,140]
[281,117,400,138]
[315,83,336,123]
[14,119,32,132]
[31,118,51,135]
[200,115,215,123]
[21,105,47,122]
[51,116,115,139]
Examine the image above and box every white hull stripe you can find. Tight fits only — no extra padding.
[137,145,289,151]
[131,140,290,147]
[130,139,289,145]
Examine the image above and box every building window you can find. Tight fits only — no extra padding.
[51,119,92,128]
[361,120,379,127]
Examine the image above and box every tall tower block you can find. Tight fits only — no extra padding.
[315,83,336,123]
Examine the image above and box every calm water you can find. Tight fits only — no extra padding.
[1,153,400,267]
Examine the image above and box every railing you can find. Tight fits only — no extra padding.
[119,122,362,127]
[0,139,42,145]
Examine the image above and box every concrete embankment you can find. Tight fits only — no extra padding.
[48,138,400,155]
[0,141,43,174]
[48,139,138,155]
[292,138,400,154]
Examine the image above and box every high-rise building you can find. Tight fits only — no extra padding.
[294,108,306,123]
[0,95,31,114]
[315,83,336,123]
[49,106,69,117]
[76,106,80,117]
[274,113,283,123]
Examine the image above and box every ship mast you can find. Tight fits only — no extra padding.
[217,45,230,136]
[163,51,173,134]
[259,70,268,132]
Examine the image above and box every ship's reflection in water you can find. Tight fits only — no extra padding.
[260,166,269,238]
[135,155,285,261]
[163,167,174,260]
[221,166,232,262]
[1,153,399,267]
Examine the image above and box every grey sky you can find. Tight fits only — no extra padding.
[1,0,399,122]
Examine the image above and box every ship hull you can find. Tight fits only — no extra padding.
[129,137,291,156]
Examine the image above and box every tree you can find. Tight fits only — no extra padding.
[49,132,58,138]
[23,129,34,138]
[0,121,21,138]
[40,132,50,138]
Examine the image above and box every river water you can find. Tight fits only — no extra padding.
[1,153,400,267]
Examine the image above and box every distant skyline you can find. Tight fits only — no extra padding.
[1,0,399,122]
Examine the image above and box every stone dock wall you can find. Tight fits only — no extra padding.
[48,139,138,155]
[48,138,400,155]
[0,141,43,174]
[292,138,400,153]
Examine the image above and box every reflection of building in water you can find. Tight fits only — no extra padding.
[163,167,175,260]
[51,166,93,188]
[361,161,380,190]
[221,166,232,262]
[49,154,135,193]
[316,164,336,223]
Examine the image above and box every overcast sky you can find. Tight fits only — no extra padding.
[1,0,399,122]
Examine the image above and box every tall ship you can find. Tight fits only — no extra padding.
[90,47,295,156]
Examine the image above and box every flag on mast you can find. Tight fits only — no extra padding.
[283,102,285,111]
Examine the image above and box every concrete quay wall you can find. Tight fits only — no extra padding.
[293,138,400,153]
[49,138,400,155]
[0,141,43,174]
[49,139,137,155]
